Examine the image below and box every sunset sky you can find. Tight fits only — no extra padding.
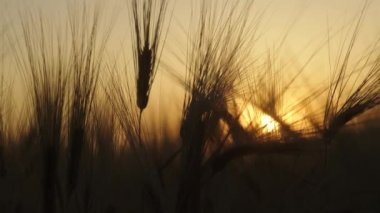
[1,0,379,136]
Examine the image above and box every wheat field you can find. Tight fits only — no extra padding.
[0,0,379,212]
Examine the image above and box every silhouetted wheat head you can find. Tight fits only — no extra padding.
[130,0,169,112]
[66,4,111,198]
[323,6,380,142]
[177,1,255,212]
[126,1,173,211]
[14,14,69,213]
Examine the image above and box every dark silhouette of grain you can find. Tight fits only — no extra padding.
[323,5,380,142]
[1,1,380,213]
[66,5,110,199]
[130,0,169,112]
[15,15,69,213]
[177,1,255,212]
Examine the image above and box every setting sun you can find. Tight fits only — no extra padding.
[239,102,280,134]
[260,115,279,133]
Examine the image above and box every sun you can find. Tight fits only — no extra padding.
[239,101,279,134]
[260,114,279,133]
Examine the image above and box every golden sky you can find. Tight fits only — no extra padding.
[1,0,379,137]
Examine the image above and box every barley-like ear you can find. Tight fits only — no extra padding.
[323,5,380,141]
[128,2,171,209]
[15,13,69,213]
[177,1,255,212]
[66,4,111,198]
[130,0,169,112]
[324,52,380,140]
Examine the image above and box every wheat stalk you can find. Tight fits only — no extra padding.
[177,1,255,212]
[15,13,69,213]
[130,0,169,112]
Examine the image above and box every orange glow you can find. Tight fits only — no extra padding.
[240,103,280,134]
[260,114,279,133]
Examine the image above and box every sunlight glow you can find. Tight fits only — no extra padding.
[260,114,279,133]
[239,102,280,134]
